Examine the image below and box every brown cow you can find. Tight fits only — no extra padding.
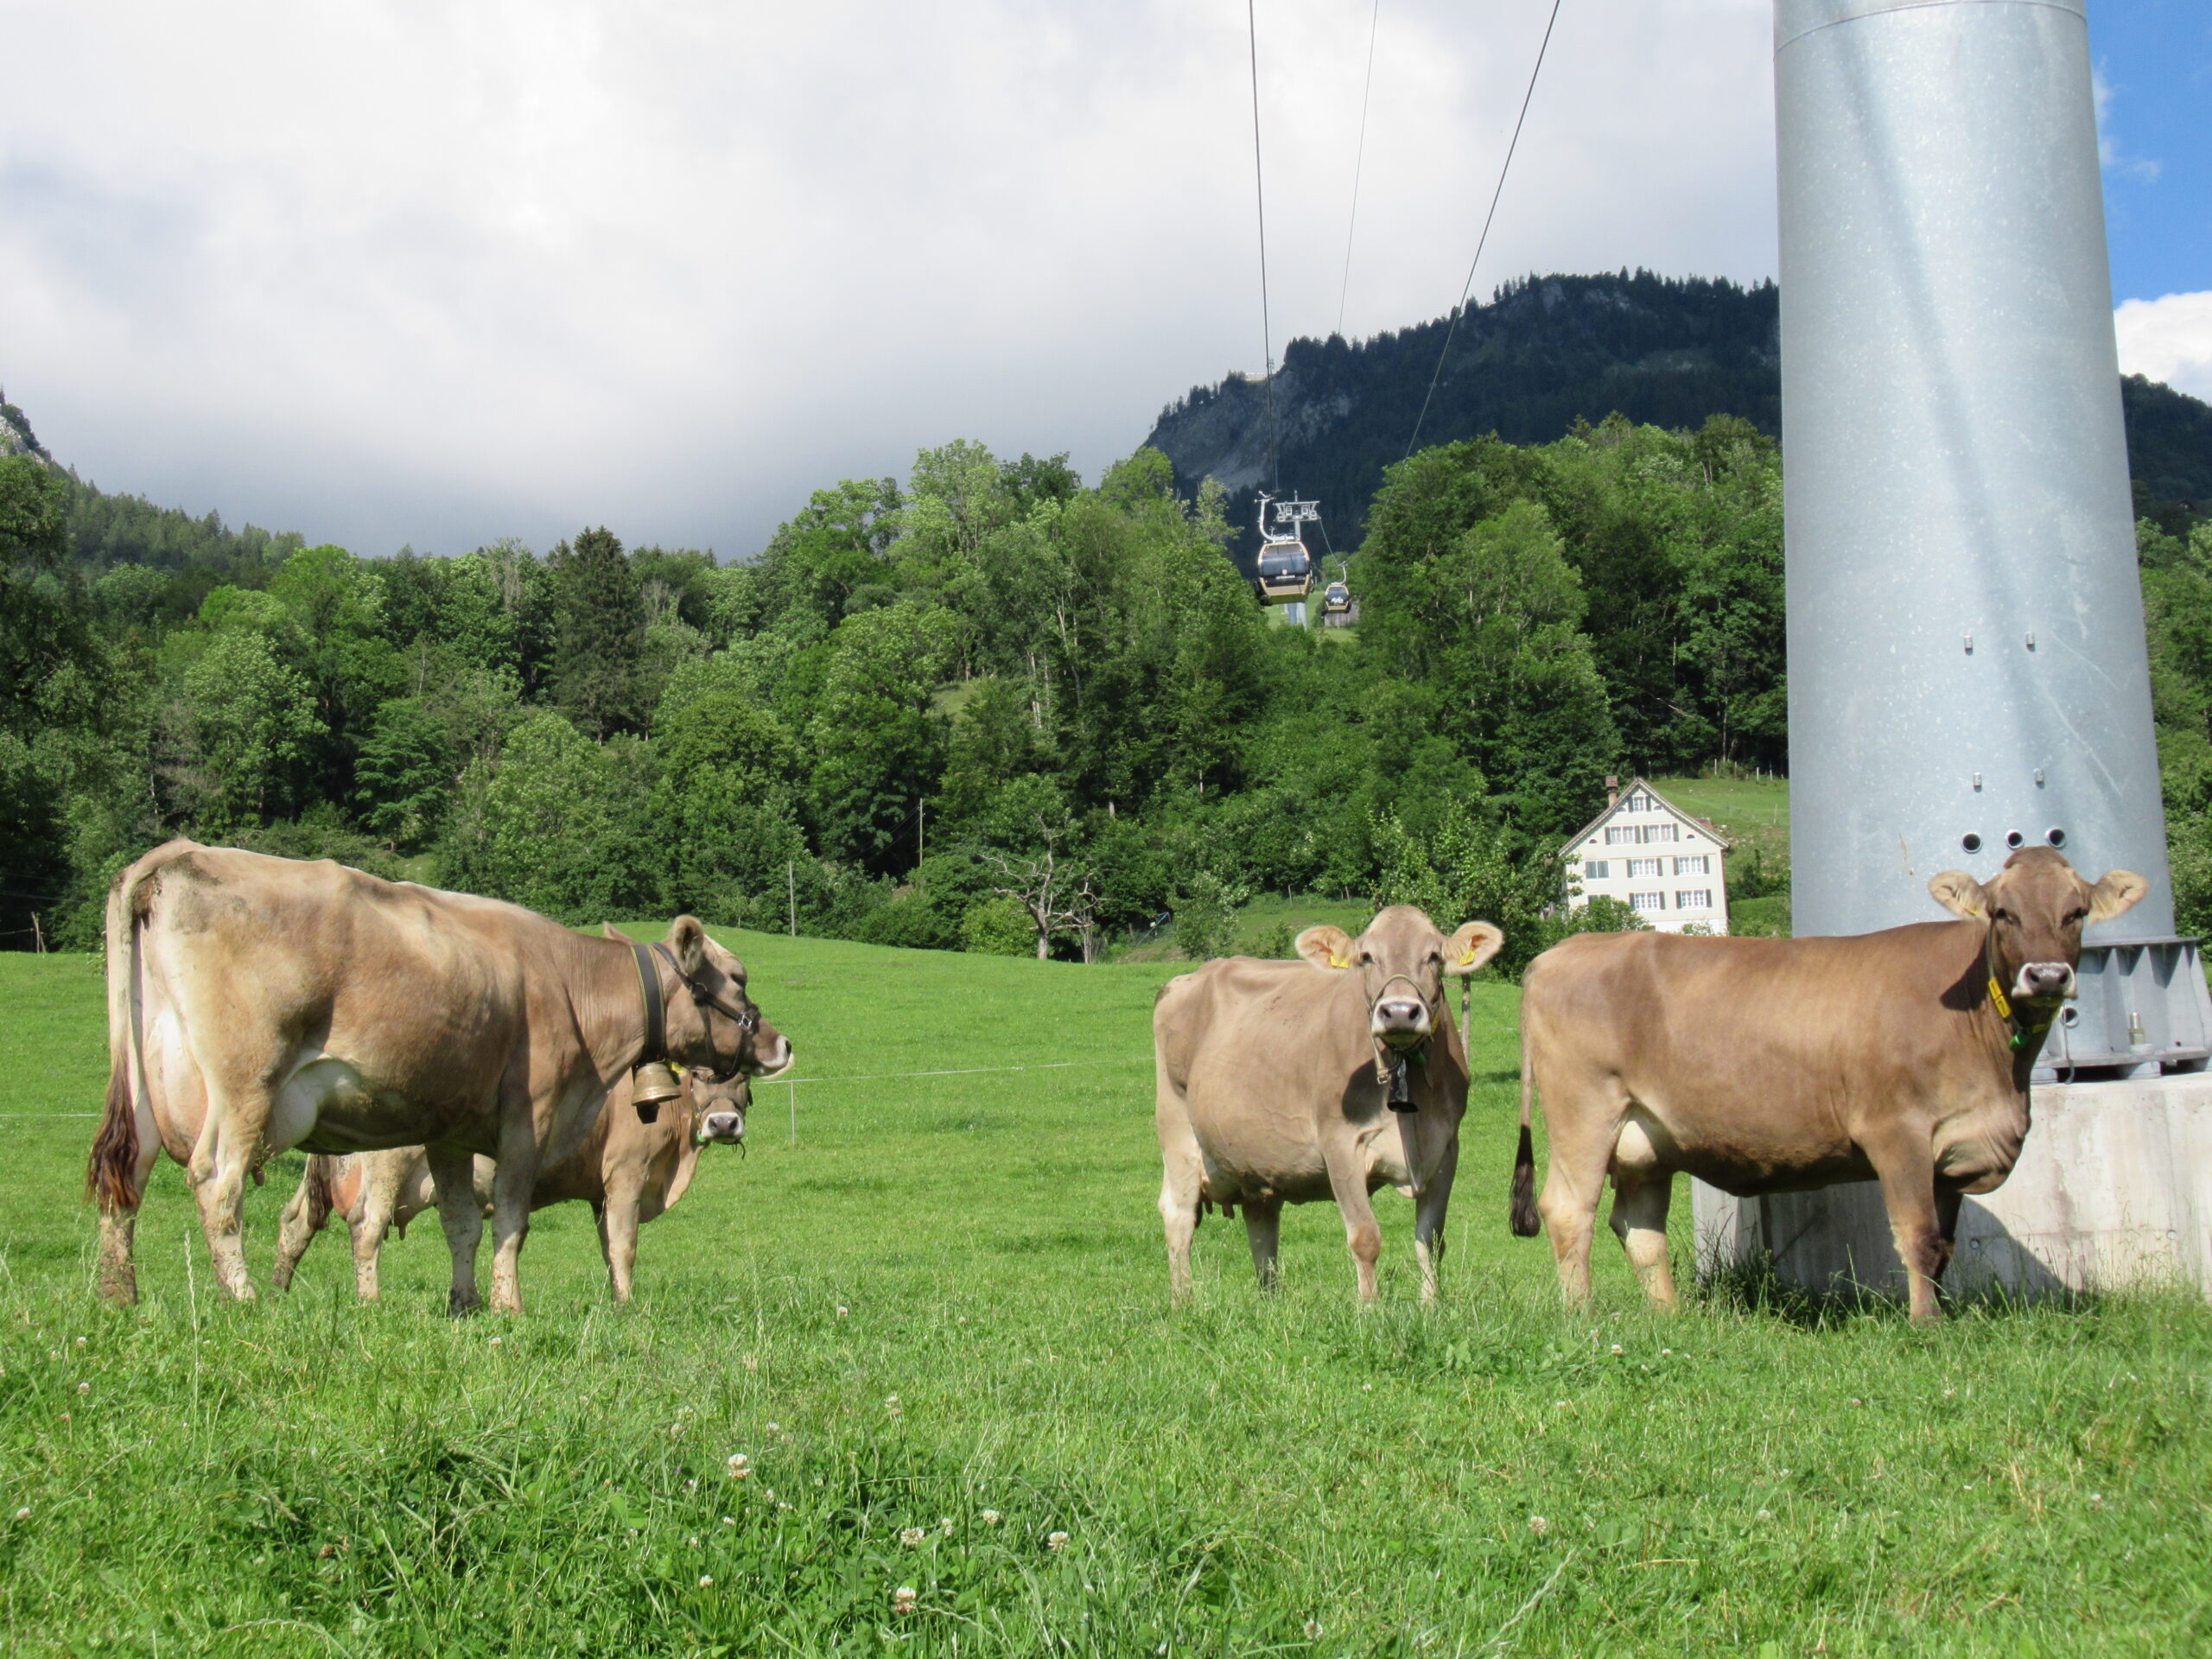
[1154,906,1505,1304]
[1513,847,2145,1322]
[270,1066,750,1303]
[89,840,791,1313]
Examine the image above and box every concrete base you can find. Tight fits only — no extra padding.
[1692,1077,2212,1302]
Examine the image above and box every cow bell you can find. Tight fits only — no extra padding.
[632,1061,682,1123]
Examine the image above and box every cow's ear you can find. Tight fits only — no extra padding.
[1928,870,1988,920]
[601,923,625,940]
[2088,869,2148,923]
[1295,925,1357,972]
[1442,920,1504,976]
[668,915,709,978]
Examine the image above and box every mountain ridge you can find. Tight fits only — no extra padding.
[1143,270,2212,554]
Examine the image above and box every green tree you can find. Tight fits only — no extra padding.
[807,605,955,874]
[551,527,645,737]
[353,698,454,850]
[175,629,326,830]
[438,710,656,922]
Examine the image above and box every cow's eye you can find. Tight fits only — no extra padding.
[2063,908,2087,925]
[1991,908,2012,924]
[1358,951,1373,966]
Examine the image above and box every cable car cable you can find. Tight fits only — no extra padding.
[1335,0,1383,342]
[1403,0,1566,459]
[1245,0,1278,493]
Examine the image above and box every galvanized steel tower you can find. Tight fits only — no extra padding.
[1696,0,2212,1297]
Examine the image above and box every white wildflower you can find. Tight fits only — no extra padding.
[1046,1530,1070,1550]
[1529,1515,1550,1537]
[1305,1620,1324,1640]
[981,1509,1002,1526]
[899,1527,927,1548]
[698,1575,714,1588]
[727,1452,752,1478]
[893,1585,918,1614]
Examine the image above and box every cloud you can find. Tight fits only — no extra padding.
[2093,67,2162,184]
[2115,292,2212,401]
[0,0,1776,557]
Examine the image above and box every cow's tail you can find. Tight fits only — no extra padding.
[1510,1014,1541,1238]
[300,1155,339,1236]
[87,865,156,1212]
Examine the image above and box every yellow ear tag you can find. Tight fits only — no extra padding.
[1457,949,1478,967]
[1986,976,2012,1021]
[1331,955,1354,969]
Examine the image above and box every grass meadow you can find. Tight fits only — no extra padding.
[2,929,2208,1657]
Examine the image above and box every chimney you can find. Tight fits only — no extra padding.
[1605,775,1620,809]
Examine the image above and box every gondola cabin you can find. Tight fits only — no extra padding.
[1321,581,1351,614]
[1252,493,1321,607]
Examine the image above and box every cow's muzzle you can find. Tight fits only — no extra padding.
[1369,976,1434,1049]
[697,1110,747,1146]
[2016,962,2076,1001]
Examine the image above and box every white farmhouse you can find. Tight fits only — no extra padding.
[1560,778,1733,934]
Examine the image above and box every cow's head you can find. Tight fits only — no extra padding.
[685,1067,750,1147]
[1929,848,2146,1003]
[658,916,795,1082]
[1295,905,1505,1048]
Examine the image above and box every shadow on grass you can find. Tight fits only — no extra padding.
[1694,1245,2111,1329]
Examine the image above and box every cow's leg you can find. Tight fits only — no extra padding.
[352,1162,407,1304]
[271,1166,325,1293]
[1242,1198,1284,1293]
[427,1145,484,1315]
[186,1106,266,1301]
[1866,1135,1947,1324]
[1535,1081,1620,1309]
[1412,1141,1458,1307]
[1931,1185,1965,1285]
[1607,1173,1678,1309]
[94,1130,162,1308]
[600,1187,642,1303]
[1321,1148,1384,1303]
[1155,1070,1205,1304]
[486,1140,538,1317]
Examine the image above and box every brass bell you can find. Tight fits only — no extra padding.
[632,1061,683,1124]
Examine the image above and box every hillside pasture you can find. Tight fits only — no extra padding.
[2,938,2207,1656]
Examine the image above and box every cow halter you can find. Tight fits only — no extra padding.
[632,940,760,1084]
[1368,972,1443,1114]
[1981,926,2057,1053]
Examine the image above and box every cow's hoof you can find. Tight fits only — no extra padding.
[447,1293,483,1319]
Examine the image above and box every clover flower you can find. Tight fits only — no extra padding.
[1046,1530,1070,1551]
[893,1586,918,1614]
[899,1527,927,1548]
[981,1510,1002,1526]
[1529,1515,1550,1537]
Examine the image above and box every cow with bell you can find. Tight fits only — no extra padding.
[1154,906,1505,1304]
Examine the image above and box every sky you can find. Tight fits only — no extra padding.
[0,0,2203,561]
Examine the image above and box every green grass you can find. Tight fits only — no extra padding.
[3,940,2209,1656]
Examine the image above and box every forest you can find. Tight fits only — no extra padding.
[4,383,2210,963]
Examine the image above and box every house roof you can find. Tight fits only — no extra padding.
[1558,777,1737,859]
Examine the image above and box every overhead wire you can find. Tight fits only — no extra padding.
[1404,0,1567,459]
[1245,0,1278,493]
[1335,0,1383,342]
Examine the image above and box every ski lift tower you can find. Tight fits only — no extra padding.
[1255,493,1321,622]
[1694,0,2212,1300]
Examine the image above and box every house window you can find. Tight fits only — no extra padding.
[1676,889,1712,911]
[1605,825,1635,845]
[1584,860,1610,880]
[1647,823,1678,843]
[1628,791,1654,811]
[1628,857,1662,878]
[1675,855,1709,876]
[1629,892,1666,914]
